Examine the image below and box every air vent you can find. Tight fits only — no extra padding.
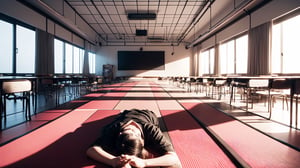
[136,29,147,36]
[128,13,156,20]
[147,37,166,43]
[147,37,165,41]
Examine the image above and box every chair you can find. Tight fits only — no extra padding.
[186,77,196,92]
[39,76,55,103]
[194,77,203,93]
[229,78,248,105]
[211,78,228,100]
[245,79,270,112]
[85,75,103,92]
[1,79,32,122]
[202,78,214,97]
[257,79,291,119]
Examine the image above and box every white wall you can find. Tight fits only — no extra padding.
[0,0,46,30]
[251,0,300,28]
[96,45,192,78]
[0,0,97,47]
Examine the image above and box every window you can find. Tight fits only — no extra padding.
[220,41,234,74]
[271,13,300,74]
[0,20,13,73]
[54,38,86,74]
[0,19,35,74]
[16,25,36,73]
[54,39,64,74]
[73,47,80,73]
[73,47,84,74]
[79,48,84,73]
[199,48,214,75]
[65,43,73,73]
[235,35,248,73]
[219,34,248,74]
[89,52,96,74]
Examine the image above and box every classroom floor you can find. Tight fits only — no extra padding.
[1,78,300,167]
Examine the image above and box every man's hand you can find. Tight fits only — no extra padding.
[122,155,147,168]
[112,154,132,168]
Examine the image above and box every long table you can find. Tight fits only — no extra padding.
[228,76,300,128]
[174,76,300,128]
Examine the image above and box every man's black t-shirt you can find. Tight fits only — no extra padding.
[93,109,174,156]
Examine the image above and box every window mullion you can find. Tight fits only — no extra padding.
[13,24,16,75]
[280,23,283,73]
[234,39,237,74]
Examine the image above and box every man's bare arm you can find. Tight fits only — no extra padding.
[86,146,129,167]
[124,152,182,168]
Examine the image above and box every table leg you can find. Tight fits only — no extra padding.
[290,91,294,127]
[0,92,2,130]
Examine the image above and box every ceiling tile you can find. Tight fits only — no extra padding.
[96,6,108,14]
[65,0,210,45]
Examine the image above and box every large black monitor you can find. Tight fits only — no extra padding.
[118,51,165,70]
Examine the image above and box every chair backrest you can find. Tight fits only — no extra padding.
[215,79,227,85]
[196,78,203,83]
[189,77,196,82]
[41,78,54,85]
[271,79,291,89]
[248,79,269,88]
[2,79,32,94]
[294,79,300,94]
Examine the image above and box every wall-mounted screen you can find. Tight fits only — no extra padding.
[118,51,165,70]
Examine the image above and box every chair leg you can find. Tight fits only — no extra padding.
[0,95,3,130]
[246,89,249,111]
[230,86,233,105]
[285,96,289,111]
[268,92,272,119]
[296,97,298,128]
[26,93,31,121]
[3,98,7,120]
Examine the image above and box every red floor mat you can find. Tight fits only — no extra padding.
[77,100,119,109]
[83,93,104,97]
[0,110,120,168]
[160,110,236,168]
[102,92,127,98]
[181,102,300,167]
[0,109,70,145]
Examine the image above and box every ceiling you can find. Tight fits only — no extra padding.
[65,0,210,46]
[21,0,269,47]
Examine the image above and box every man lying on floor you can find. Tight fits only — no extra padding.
[87,109,182,168]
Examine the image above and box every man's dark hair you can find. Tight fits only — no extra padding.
[116,133,144,158]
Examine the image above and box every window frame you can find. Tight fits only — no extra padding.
[0,14,36,75]
[199,47,215,76]
[219,33,249,75]
[88,52,96,74]
[54,37,90,75]
[271,9,300,75]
